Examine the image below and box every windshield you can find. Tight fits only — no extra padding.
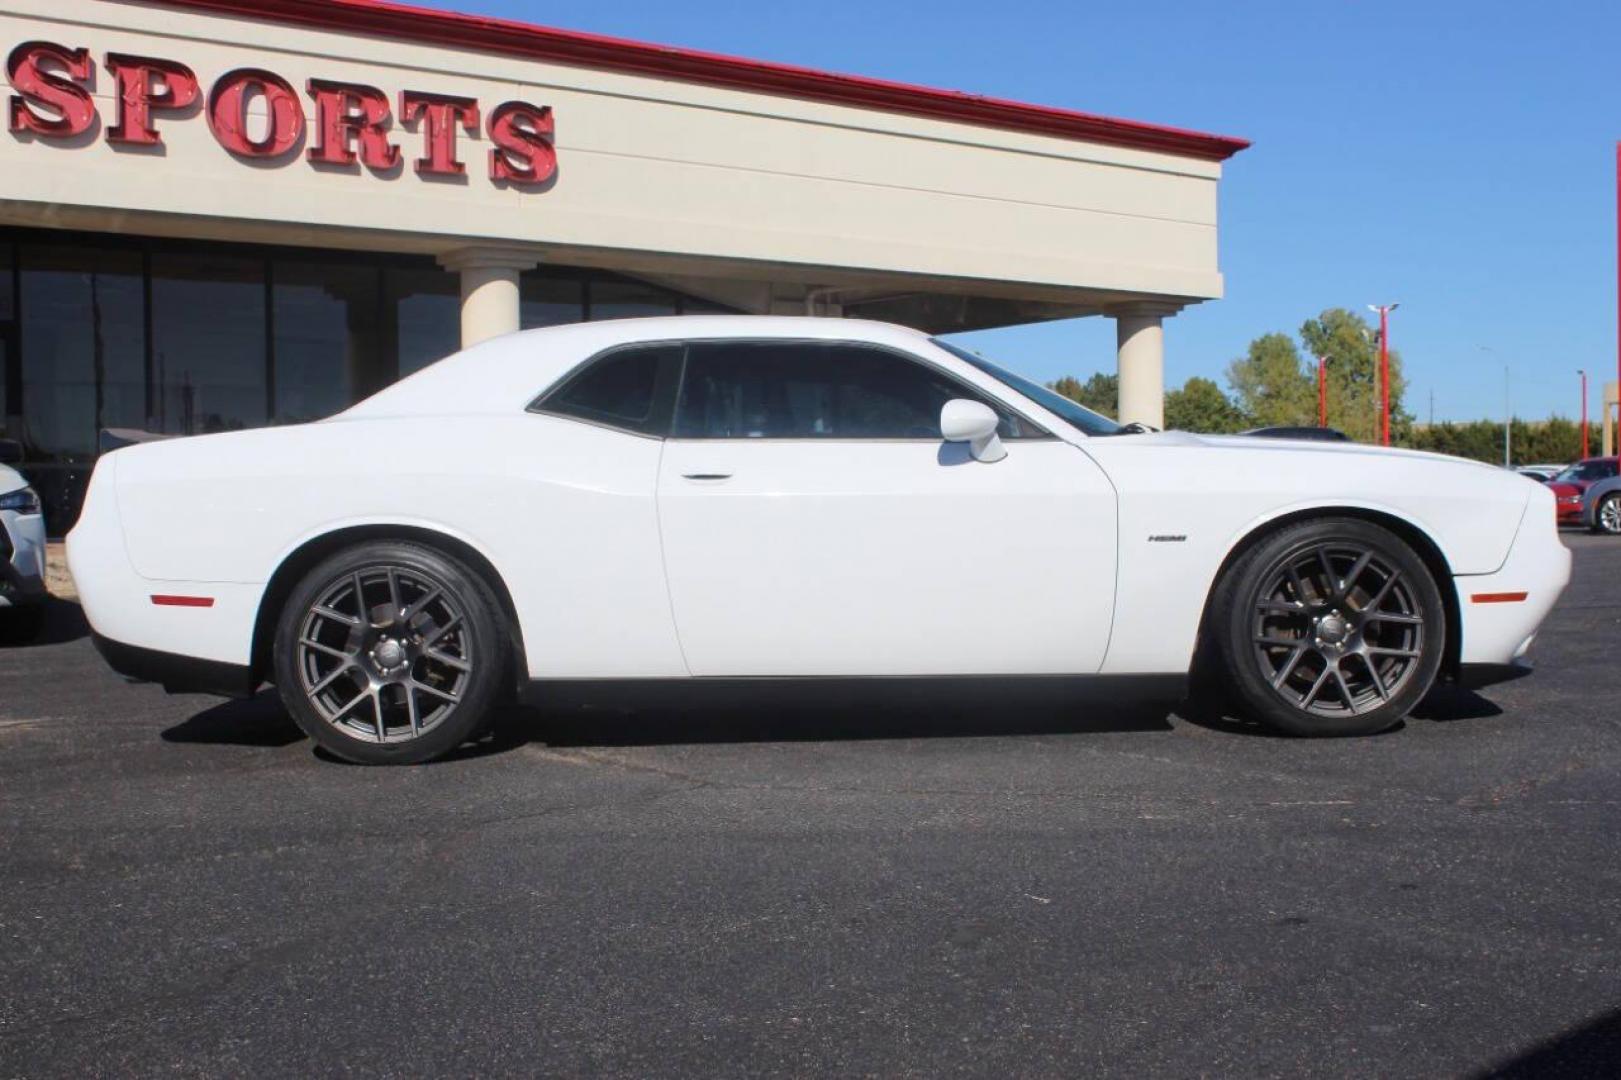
[931,339,1123,437]
[1554,460,1618,483]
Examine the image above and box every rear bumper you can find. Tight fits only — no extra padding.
[92,632,259,697]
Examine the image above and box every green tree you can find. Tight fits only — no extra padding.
[1404,416,1581,466]
[1165,376,1246,433]
[1048,373,1117,419]
[1225,332,1312,427]
[1299,308,1412,443]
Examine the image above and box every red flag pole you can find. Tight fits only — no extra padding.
[1379,306,1391,445]
[1317,356,1328,428]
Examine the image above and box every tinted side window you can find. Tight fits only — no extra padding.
[535,344,680,435]
[672,342,1035,439]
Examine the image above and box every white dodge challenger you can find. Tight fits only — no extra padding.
[68,317,1570,764]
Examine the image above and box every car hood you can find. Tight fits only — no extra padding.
[1548,481,1584,498]
[0,464,25,498]
[1124,430,1501,469]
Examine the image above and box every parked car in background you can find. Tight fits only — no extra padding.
[0,440,48,642]
[1579,468,1621,535]
[1242,426,1351,442]
[68,318,1570,764]
[1547,457,1619,524]
[1516,464,1563,483]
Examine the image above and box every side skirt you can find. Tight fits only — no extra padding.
[518,673,1187,712]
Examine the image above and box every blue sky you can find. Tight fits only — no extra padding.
[442,0,1620,422]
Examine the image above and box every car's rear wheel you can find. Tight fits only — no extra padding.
[272,541,507,764]
[1592,493,1621,536]
[1211,518,1445,737]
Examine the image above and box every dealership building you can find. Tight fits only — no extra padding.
[1,0,1247,531]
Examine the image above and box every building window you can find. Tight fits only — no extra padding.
[18,244,145,530]
[386,267,460,378]
[521,270,585,329]
[150,252,268,437]
[590,279,678,320]
[0,227,733,534]
[0,241,15,426]
[273,261,384,422]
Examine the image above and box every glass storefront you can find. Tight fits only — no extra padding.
[0,228,724,535]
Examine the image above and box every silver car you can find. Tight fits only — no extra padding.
[0,442,47,641]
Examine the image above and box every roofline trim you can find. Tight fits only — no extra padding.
[131,0,1251,161]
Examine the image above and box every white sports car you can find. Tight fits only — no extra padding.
[67,317,1570,764]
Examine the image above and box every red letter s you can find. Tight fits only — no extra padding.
[7,41,95,138]
[488,101,555,185]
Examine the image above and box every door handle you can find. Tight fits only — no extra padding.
[681,472,733,482]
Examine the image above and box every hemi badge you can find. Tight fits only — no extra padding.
[1470,591,1528,604]
[1147,534,1187,543]
[151,594,215,608]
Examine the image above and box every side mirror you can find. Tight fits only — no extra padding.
[940,399,1007,463]
[0,438,21,465]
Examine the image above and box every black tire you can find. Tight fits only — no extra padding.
[1210,518,1446,737]
[272,541,508,765]
[1591,492,1621,536]
[0,603,46,645]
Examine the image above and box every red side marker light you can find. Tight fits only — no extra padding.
[151,594,215,608]
[1470,592,1528,604]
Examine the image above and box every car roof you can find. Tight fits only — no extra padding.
[341,316,934,419]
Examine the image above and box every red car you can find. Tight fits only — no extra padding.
[1548,457,1619,523]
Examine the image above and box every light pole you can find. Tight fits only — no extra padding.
[1580,369,1589,459]
[1317,355,1329,428]
[1367,303,1399,445]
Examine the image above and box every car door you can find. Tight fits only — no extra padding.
[655,339,1118,677]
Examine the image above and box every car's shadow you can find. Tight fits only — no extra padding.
[0,597,89,648]
[162,682,1181,762]
[161,692,307,748]
[161,679,1506,762]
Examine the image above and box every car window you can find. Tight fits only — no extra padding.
[533,344,681,435]
[1556,460,1618,483]
[671,341,1038,440]
[931,338,1123,437]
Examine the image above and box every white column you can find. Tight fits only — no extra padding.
[1110,303,1180,430]
[437,247,541,348]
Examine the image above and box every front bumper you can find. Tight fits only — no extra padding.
[1454,503,1572,667]
[0,509,48,608]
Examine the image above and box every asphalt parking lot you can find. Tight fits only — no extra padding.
[2,537,1619,1078]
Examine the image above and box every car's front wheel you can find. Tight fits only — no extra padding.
[272,541,507,764]
[1591,493,1621,536]
[1211,518,1445,737]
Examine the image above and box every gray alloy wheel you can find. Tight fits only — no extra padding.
[295,564,473,745]
[1596,493,1621,536]
[273,542,506,764]
[1249,542,1426,718]
[1214,518,1446,737]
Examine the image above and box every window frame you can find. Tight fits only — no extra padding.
[526,341,684,439]
[530,336,1053,442]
